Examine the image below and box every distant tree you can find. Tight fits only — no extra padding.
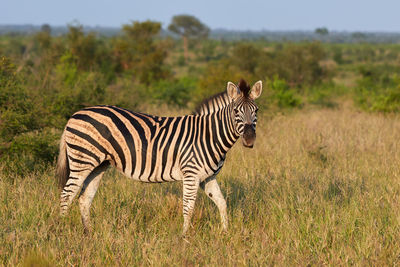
[315,27,329,36]
[113,21,169,84]
[256,43,327,87]
[168,15,209,62]
[231,43,261,74]
[66,24,99,70]
[352,32,367,42]
[41,24,51,35]
[199,40,218,61]
[35,24,52,50]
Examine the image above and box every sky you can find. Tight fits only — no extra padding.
[2,0,400,32]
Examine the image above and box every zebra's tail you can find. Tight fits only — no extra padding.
[56,129,69,189]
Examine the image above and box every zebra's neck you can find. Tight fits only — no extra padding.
[207,104,240,156]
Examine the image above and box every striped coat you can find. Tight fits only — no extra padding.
[57,79,262,235]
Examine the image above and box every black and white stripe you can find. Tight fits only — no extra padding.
[56,79,262,234]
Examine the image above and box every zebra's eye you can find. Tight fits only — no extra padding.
[234,108,239,114]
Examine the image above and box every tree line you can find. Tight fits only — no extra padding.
[1,15,400,176]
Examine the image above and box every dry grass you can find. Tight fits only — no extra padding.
[1,108,400,266]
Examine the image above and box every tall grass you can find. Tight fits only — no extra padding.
[1,108,400,265]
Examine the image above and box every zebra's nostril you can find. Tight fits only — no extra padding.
[243,124,256,137]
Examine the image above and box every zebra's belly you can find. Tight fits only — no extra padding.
[121,163,184,183]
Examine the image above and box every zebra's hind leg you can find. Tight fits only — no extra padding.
[60,166,94,217]
[182,175,200,236]
[200,176,228,232]
[78,161,110,234]
[60,152,101,217]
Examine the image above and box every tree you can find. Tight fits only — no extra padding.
[34,24,52,50]
[113,21,170,84]
[41,24,51,35]
[352,32,367,42]
[315,27,329,36]
[231,43,261,74]
[66,24,99,70]
[168,15,209,62]
[256,43,327,88]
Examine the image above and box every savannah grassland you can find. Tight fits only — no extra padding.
[2,107,400,265]
[2,22,400,265]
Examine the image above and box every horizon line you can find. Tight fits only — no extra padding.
[1,23,400,34]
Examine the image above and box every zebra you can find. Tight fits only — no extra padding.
[56,79,262,235]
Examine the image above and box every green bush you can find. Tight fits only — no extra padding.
[231,43,261,74]
[196,59,248,103]
[306,83,341,108]
[112,21,171,85]
[0,57,44,141]
[266,77,302,109]
[66,24,107,71]
[354,65,400,113]
[49,53,106,126]
[198,40,219,62]
[0,128,59,176]
[256,43,328,88]
[150,76,197,107]
[369,89,400,112]
[177,55,186,66]
[355,85,400,113]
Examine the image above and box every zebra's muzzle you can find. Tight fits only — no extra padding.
[242,124,256,148]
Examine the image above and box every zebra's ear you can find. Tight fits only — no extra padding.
[227,81,240,100]
[250,80,262,100]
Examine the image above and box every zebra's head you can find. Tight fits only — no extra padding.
[227,79,262,148]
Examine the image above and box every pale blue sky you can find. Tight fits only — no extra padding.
[2,0,400,32]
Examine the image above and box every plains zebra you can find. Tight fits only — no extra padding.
[56,79,262,235]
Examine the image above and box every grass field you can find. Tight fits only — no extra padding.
[1,107,400,266]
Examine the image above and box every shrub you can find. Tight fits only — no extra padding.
[355,85,400,113]
[66,24,103,71]
[0,128,59,176]
[266,77,302,109]
[257,43,328,88]
[231,43,261,74]
[48,53,106,126]
[150,76,197,107]
[112,21,171,85]
[0,56,44,141]
[196,59,248,103]
[306,83,340,108]
[354,65,400,113]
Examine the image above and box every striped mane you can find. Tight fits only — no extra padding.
[193,91,231,115]
[193,79,252,115]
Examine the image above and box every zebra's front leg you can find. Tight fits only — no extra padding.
[182,175,200,235]
[200,176,228,231]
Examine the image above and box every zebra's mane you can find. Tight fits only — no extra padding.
[237,79,251,97]
[193,91,230,115]
[193,79,251,115]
